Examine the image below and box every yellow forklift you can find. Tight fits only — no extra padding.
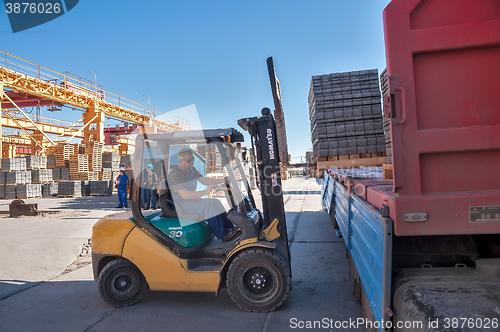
[91,108,292,312]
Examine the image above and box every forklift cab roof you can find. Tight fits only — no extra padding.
[138,128,244,143]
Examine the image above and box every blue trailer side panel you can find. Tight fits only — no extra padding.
[335,181,350,248]
[350,194,393,328]
[325,174,335,215]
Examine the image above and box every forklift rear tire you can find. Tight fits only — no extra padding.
[98,258,147,308]
[226,249,291,313]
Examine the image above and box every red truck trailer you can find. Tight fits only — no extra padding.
[323,0,500,330]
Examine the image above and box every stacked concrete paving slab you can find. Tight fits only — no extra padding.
[25,155,47,169]
[5,171,31,185]
[17,183,42,198]
[1,158,27,171]
[81,180,91,196]
[309,69,385,158]
[58,181,81,196]
[90,180,113,196]
[120,155,133,169]
[46,155,56,168]
[31,169,53,183]
[42,182,58,196]
[380,68,392,164]
[103,153,120,170]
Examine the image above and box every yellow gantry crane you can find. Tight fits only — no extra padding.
[0,50,192,156]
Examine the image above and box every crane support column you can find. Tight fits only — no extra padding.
[83,101,105,143]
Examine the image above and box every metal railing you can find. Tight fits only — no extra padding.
[0,50,194,129]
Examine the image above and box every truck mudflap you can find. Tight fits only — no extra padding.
[392,267,500,332]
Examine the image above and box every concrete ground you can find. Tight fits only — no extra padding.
[0,176,363,332]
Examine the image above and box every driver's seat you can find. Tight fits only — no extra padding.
[158,180,201,220]
[158,179,179,218]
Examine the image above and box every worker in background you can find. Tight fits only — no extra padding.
[115,167,129,209]
[143,164,158,210]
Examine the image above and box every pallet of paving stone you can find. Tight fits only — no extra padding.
[25,155,47,169]
[60,168,70,181]
[120,155,133,169]
[42,182,58,196]
[58,181,82,196]
[102,152,120,170]
[90,180,113,196]
[0,185,4,199]
[52,167,61,181]
[5,185,16,199]
[31,169,53,183]
[380,68,392,164]
[1,158,27,171]
[81,180,91,196]
[5,171,31,185]
[46,155,56,168]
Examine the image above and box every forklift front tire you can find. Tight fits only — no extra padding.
[227,249,291,313]
[97,258,147,308]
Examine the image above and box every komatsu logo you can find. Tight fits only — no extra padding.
[266,128,275,159]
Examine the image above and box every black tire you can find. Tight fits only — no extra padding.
[97,258,147,308]
[348,253,362,302]
[361,286,378,332]
[226,249,291,313]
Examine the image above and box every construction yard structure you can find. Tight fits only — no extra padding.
[0,50,192,158]
[0,50,196,199]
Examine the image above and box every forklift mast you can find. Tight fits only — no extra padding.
[238,108,290,267]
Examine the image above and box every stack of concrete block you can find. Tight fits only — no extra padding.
[1,158,27,171]
[380,68,392,164]
[42,182,58,196]
[58,181,81,196]
[46,155,56,168]
[81,180,91,196]
[52,167,61,181]
[5,185,16,199]
[90,180,113,196]
[0,185,4,198]
[25,155,47,169]
[31,169,53,183]
[309,69,385,158]
[120,155,133,169]
[103,153,120,171]
[17,183,42,198]
[60,168,70,180]
[5,171,31,185]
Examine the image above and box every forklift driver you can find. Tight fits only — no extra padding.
[166,148,240,242]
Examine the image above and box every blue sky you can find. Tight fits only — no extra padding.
[1,0,391,160]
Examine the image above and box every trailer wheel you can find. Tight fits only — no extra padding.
[361,286,378,332]
[348,253,362,302]
[98,258,147,308]
[226,249,291,313]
